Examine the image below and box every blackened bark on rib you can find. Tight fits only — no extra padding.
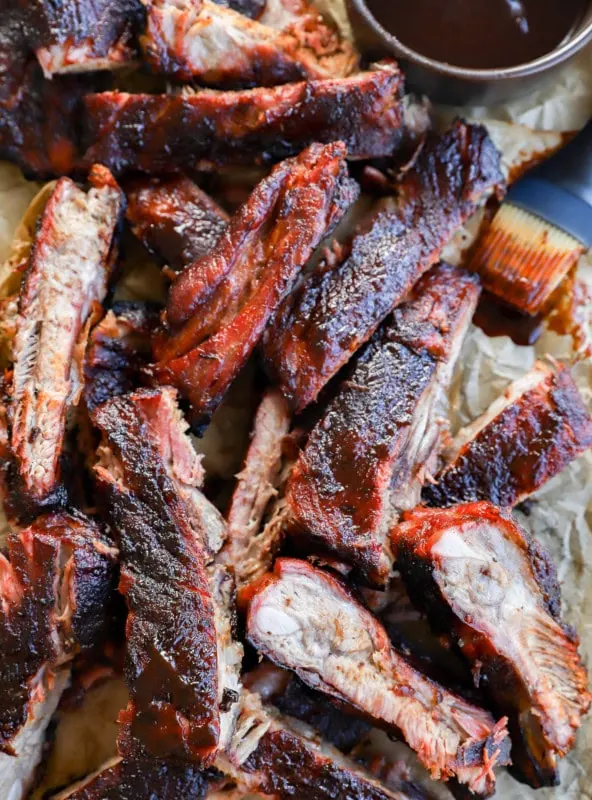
[422,363,592,509]
[0,512,117,754]
[84,301,159,413]
[92,390,222,764]
[285,264,480,585]
[263,121,504,411]
[80,63,405,174]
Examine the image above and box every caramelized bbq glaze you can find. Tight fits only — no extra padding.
[125,175,229,271]
[285,264,480,585]
[80,63,405,174]
[263,120,505,412]
[93,391,222,764]
[152,142,358,427]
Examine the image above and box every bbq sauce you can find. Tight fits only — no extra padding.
[473,291,544,346]
[367,0,586,69]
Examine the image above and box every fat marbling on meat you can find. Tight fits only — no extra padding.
[0,512,118,800]
[140,0,357,86]
[220,389,291,600]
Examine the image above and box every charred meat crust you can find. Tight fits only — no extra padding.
[0,511,118,754]
[80,62,405,174]
[7,166,123,516]
[243,728,405,799]
[139,0,357,87]
[124,175,229,271]
[15,0,142,77]
[262,120,505,412]
[227,692,407,800]
[247,558,510,796]
[92,389,221,764]
[56,756,218,799]
[422,361,592,508]
[285,264,481,586]
[84,301,160,413]
[92,388,242,766]
[151,142,358,426]
[392,502,591,788]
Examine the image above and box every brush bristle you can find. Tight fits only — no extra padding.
[470,204,584,315]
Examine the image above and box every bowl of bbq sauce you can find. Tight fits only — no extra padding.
[347,0,592,105]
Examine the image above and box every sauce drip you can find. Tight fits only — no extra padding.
[366,0,586,69]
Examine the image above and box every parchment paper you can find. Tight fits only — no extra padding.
[0,5,591,795]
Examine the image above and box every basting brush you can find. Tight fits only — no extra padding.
[470,120,592,316]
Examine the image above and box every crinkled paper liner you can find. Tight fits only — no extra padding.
[0,7,590,796]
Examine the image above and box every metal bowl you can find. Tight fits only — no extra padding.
[346,0,592,106]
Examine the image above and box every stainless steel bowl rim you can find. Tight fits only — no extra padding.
[350,0,592,81]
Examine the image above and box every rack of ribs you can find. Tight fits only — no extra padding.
[92,387,242,765]
[422,360,592,508]
[0,512,118,800]
[125,175,229,272]
[262,120,505,412]
[392,502,591,787]
[246,559,511,797]
[284,263,481,586]
[6,166,123,517]
[151,141,358,428]
[80,62,406,173]
[140,0,357,86]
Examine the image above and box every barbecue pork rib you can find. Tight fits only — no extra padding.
[14,0,141,78]
[285,263,481,586]
[263,121,504,412]
[6,166,123,517]
[80,62,405,173]
[244,661,371,753]
[0,512,118,800]
[220,389,291,595]
[392,502,591,787]
[54,756,217,800]
[422,361,592,509]
[125,175,229,272]
[246,559,510,797]
[93,387,242,765]
[83,301,159,414]
[0,15,107,179]
[58,691,413,800]
[222,690,415,800]
[140,0,357,86]
[151,142,358,427]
